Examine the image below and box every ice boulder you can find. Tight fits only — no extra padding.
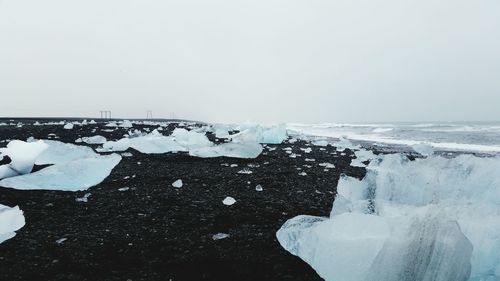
[101,133,187,154]
[0,154,121,191]
[412,142,434,157]
[0,140,48,177]
[63,123,74,130]
[277,153,500,281]
[119,120,133,128]
[189,142,262,159]
[81,135,107,144]
[171,128,213,149]
[0,204,25,244]
[232,124,287,144]
[260,124,287,144]
[36,140,97,165]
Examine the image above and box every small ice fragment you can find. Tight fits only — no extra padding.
[223,197,236,206]
[255,184,263,192]
[63,123,74,130]
[238,168,253,174]
[56,238,67,244]
[118,187,130,192]
[298,172,308,176]
[305,158,316,162]
[212,233,230,240]
[319,162,335,169]
[172,179,183,188]
[75,193,91,203]
[230,164,238,168]
[121,152,133,157]
[300,148,312,153]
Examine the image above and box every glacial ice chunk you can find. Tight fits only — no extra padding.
[80,135,107,144]
[222,197,236,206]
[63,123,74,130]
[0,140,48,177]
[101,134,187,154]
[277,153,500,281]
[413,142,435,157]
[36,140,97,165]
[189,142,262,159]
[171,128,213,149]
[0,204,25,244]
[0,154,121,191]
[172,179,183,188]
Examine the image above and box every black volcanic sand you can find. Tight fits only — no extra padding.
[0,119,370,281]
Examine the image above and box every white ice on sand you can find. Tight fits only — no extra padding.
[212,233,230,240]
[0,154,121,191]
[222,197,236,206]
[277,153,500,281]
[79,135,107,144]
[0,204,25,244]
[100,130,187,154]
[98,123,289,159]
[172,179,183,188]
[0,140,48,179]
[0,140,121,191]
[63,123,74,130]
[412,142,434,157]
[171,128,213,149]
[36,140,97,165]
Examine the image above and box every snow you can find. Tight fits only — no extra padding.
[172,179,183,188]
[0,154,121,191]
[0,140,48,178]
[63,123,74,130]
[0,204,25,244]
[222,197,236,206]
[277,153,500,281]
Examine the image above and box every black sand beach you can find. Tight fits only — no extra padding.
[0,119,370,281]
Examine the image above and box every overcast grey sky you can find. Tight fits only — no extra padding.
[0,0,499,123]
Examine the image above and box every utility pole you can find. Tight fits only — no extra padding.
[99,110,112,119]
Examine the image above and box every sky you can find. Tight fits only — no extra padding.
[0,0,499,123]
